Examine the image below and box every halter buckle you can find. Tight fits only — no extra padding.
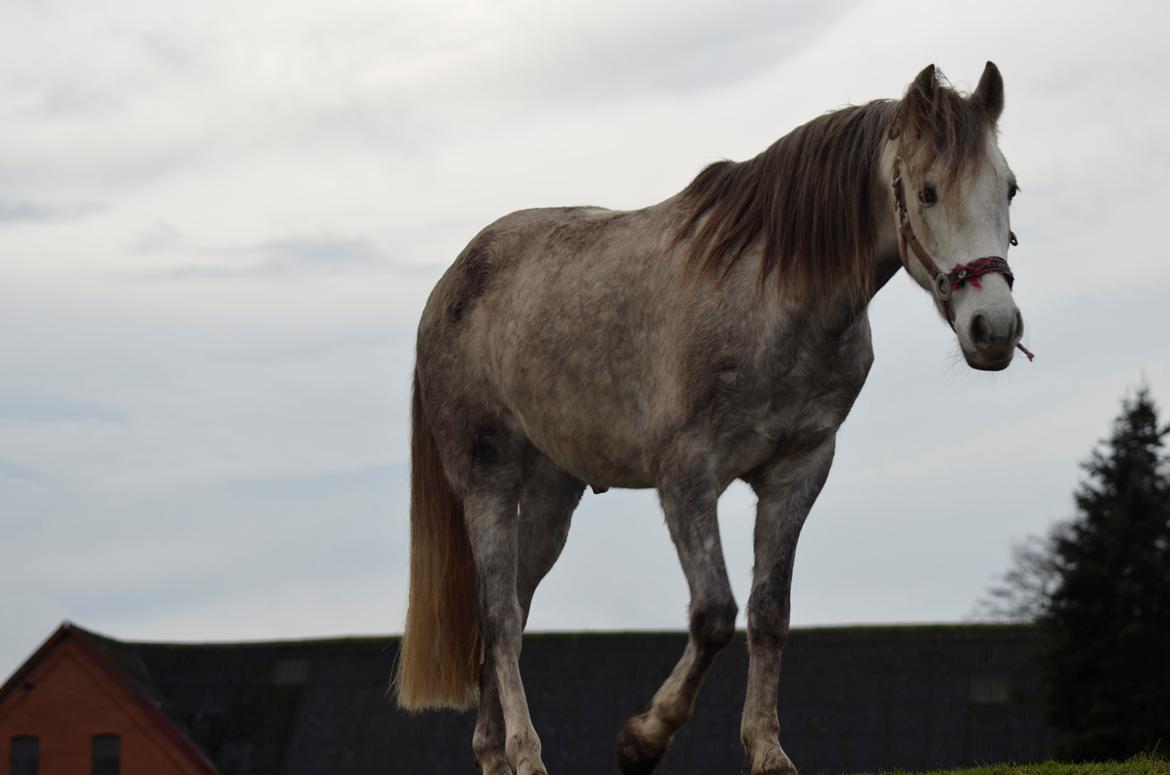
[933,272,952,302]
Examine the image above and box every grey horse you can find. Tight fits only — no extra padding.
[396,62,1025,775]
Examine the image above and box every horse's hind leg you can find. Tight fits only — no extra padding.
[616,451,737,774]
[465,480,550,775]
[474,455,584,774]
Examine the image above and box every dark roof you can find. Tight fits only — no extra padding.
[54,623,1058,775]
[0,623,219,774]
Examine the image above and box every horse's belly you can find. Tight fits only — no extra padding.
[511,405,658,489]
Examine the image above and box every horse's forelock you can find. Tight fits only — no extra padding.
[893,67,998,201]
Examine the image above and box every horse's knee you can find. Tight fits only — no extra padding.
[691,596,738,652]
[747,595,790,651]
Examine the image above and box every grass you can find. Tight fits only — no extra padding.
[870,755,1170,775]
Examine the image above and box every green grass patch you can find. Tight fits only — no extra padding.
[870,754,1169,775]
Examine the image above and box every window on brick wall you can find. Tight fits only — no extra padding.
[11,736,39,775]
[92,734,121,775]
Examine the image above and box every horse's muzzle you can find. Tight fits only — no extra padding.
[963,308,1023,370]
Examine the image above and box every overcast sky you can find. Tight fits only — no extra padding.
[2,0,1169,679]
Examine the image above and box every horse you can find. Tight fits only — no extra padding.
[395,62,1025,775]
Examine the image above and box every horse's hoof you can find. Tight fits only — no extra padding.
[754,756,798,775]
[476,760,512,775]
[615,716,666,775]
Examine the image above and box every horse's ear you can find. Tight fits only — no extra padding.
[895,64,938,139]
[909,64,938,104]
[971,61,1004,122]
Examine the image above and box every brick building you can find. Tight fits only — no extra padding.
[0,624,216,775]
[1,622,1060,774]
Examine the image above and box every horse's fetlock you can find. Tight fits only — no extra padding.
[741,716,781,758]
[475,752,512,775]
[505,729,541,763]
[615,714,668,775]
[742,733,797,775]
[473,724,504,761]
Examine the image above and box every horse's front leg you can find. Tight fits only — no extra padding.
[616,453,737,774]
[741,439,836,775]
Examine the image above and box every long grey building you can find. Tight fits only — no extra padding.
[2,623,1060,774]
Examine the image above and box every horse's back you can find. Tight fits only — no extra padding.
[416,203,690,487]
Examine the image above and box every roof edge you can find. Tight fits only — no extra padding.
[0,621,74,709]
[0,621,221,775]
[81,621,1040,651]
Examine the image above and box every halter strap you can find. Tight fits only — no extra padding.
[891,156,1018,310]
[948,256,1013,291]
[891,156,1033,361]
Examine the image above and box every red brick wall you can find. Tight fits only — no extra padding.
[0,637,211,775]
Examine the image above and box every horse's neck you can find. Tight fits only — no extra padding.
[871,141,905,295]
[743,274,866,345]
[766,157,903,327]
[778,243,901,337]
[872,245,904,295]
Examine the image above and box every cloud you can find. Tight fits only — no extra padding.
[142,235,404,279]
[2,0,1170,690]
[0,463,408,672]
[440,1,862,111]
[0,459,40,483]
[132,220,196,253]
[36,85,125,120]
[0,390,128,424]
[251,237,385,272]
[0,197,101,223]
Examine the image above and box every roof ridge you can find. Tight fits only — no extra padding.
[57,621,1038,651]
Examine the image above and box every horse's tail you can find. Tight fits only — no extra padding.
[394,372,481,711]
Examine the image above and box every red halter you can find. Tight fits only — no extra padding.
[891,156,1033,361]
[948,255,1014,292]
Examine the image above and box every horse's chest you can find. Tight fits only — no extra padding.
[713,332,872,480]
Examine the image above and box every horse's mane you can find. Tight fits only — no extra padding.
[676,75,994,303]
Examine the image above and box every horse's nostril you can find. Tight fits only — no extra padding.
[970,313,991,347]
[1014,310,1024,340]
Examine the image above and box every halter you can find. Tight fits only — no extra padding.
[891,156,1033,361]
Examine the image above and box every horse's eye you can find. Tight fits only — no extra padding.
[918,184,938,206]
[1008,183,1019,203]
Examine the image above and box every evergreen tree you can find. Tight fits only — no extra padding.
[1043,388,1170,760]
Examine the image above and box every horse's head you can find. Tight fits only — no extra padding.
[890,62,1023,371]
